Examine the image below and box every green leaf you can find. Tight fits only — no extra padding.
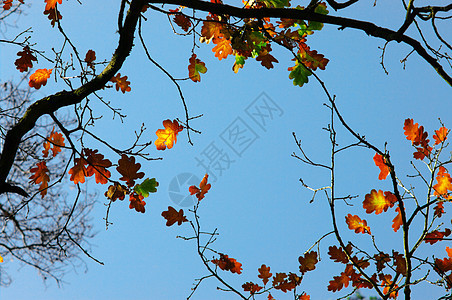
[288,57,312,87]
[134,178,159,197]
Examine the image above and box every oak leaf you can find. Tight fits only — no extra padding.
[327,273,349,292]
[424,228,451,245]
[29,161,50,198]
[173,13,191,32]
[44,8,62,27]
[105,183,127,201]
[288,56,311,87]
[116,154,145,187]
[374,252,391,272]
[256,43,279,69]
[134,178,158,198]
[110,73,131,93]
[242,282,263,294]
[84,149,112,184]
[189,173,211,201]
[84,49,96,68]
[433,166,452,199]
[346,214,371,234]
[298,43,329,71]
[161,206,188,226]
[200,16,224,44]
[392,207,403,232]
[212,36,233,60]
[3,0,12,10]
[155,119,184,150]
[393,251,406,275]
[298,251,318,273]
[188,54,207,82]
[373,153,389,180]
[29,68,52,89]
[434,126,449,145]
[434,202,445,218]
[45,0,62,10]
[129,192,146,213]
[42,127,65,158]
[328,245,352,264]
[15,46,37,72]
[258,264,272,285]
[363,189,396,215]
[212,253,242,274]
[68,157,87,184]
[298,293,310,300]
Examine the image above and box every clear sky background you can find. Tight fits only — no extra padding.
[0,0,451,299]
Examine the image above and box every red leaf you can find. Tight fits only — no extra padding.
[161,206,188,226]
[363,189,396,215]
[116,154,145,187]
[392,207,403,232]
[212,253,242,274]
[433,126,449,145]
[29,161,50,198]
[328,245,351,264]
[68,157,87,184]
[189,173,211,201]
[42,127,65,158]
[44,0,62,10]
[84,49,96,68]
[105,182,127,201]
[129,192,146,213]
[373,153,389,180]
[424,228,451,245]
[242,282,263,294]
[258,264,272,285]
[173,13,191,32]
[43,7,62,27]
[345,214,371,235]
[84,149,112,184]
[188,54,207,82]
[14,46,37,72]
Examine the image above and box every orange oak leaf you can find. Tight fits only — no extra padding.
[116,154,145,187]
[435,257,452,274]
[392,206,403,232]
[105,182,127,201]
[68,157,87,184]
[42,127,65,158]
[363,189,396,215]
[15,46,37,72]
[84,49,96,68]
[433,166,452,199]
[188,54,207,82]
[110,73,131,93]
[212,36,233,60]
[242,282,263,294]
[29,68,52,89]
[328,245,352,264]
[298,251,318,273]
[403,118,431,159]
[346,214,371,235]
[434,126,449,145]
[45,0,62,10]
[380,274,398,299]
[424,228,451,245]
[258,264,272,285]
[161,206,188,226]
[212,253,242,274]
[189,173,211,201]
[298,43,329,71]
[200,16,224,44]
[129,192,146,213]
[29,161,50,198]
[327,272,349,292]
[272,272,299,292]
[84,149,112,184]
[44,8,62,27]
[155,119,184,150]
[299,293,310,300]
[373,153,389,180]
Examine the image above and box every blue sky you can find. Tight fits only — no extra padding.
[1,0,451,299]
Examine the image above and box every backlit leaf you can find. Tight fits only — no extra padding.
[433,166,452,199]
[298,251,318,273]
[44,0,62,11]
[434,126,449,145]
[363,189,396,215]
[84,49,96,68]
[346,214,371,235]
[129,192,146,213]
[392,207,403,232]
[84,149,112,184]
[424,228,451,245]
[29,68,52,89]
[373,153,389,180]
[155,119,184,150]
[110,73,131,93]
[44,7,62,27]
[42,127,65,158]
[105,182,127,201]
[134,178,159,198]
[212,36,233,60]
[258,264,272,285]
[188,54,207,82]
[288,56,311,87]
[68,157,87,184]
[242,282,263,294]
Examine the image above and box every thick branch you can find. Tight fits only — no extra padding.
[0,0,147,194]
[148,0,452,86]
